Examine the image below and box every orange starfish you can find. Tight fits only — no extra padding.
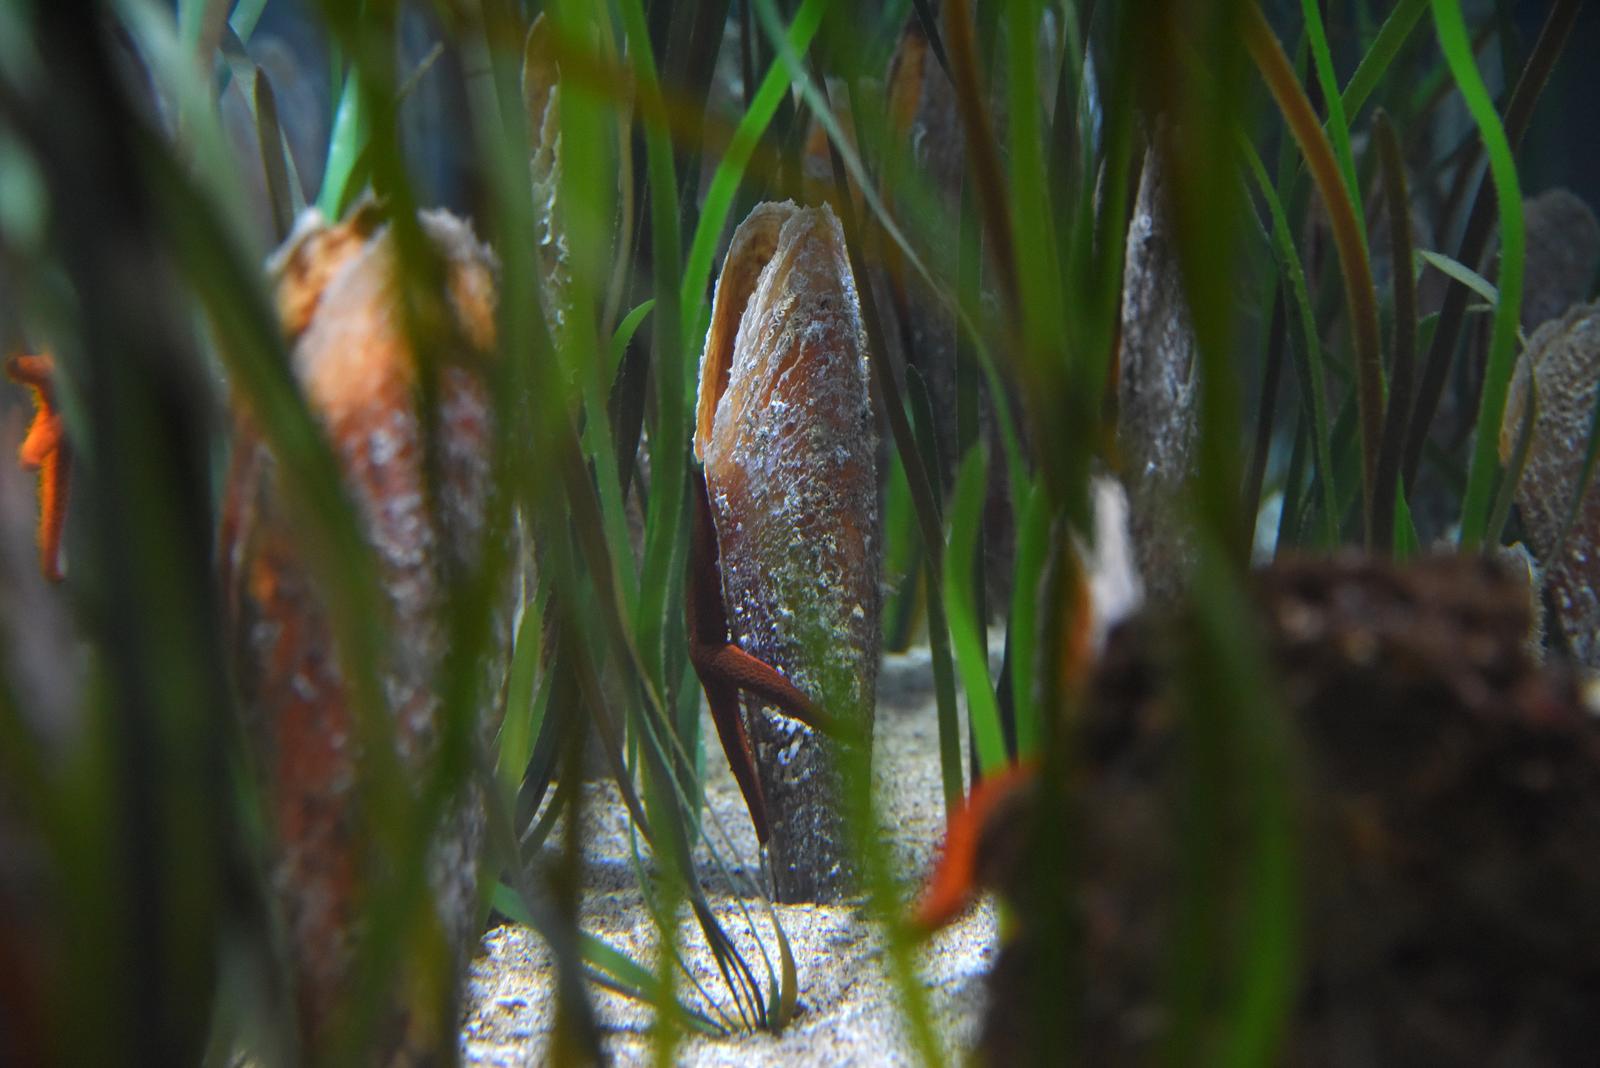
[912,759,1040,931]
[687,466,842,843]
[6,353,68,582]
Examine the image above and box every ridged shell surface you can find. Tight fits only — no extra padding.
[1118,144,1197,604]
[223,205,505,1063]
[1502,302,1600,668]
[696,201,879,903]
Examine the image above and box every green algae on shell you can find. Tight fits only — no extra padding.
[694,201,880,903]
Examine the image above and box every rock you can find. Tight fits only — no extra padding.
[962,553,1600,1065]
[1521,189,1599,333]
[1502,301,1600,668]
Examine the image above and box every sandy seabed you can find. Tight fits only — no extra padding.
[461,647,999,1065]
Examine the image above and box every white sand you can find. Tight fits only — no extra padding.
[461,648,998,1065]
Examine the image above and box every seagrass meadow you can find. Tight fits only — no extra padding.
[2,0,1600,1064]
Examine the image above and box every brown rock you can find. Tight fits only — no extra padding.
[1521,189,1599,333]
[965,554,1600,1065]
[1502,301,1600,668]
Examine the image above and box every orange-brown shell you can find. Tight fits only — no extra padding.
[224,207,503,1062]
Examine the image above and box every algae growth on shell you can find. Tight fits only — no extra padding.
[695,200,881,903]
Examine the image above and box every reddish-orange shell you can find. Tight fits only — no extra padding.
[222,205,503,1062]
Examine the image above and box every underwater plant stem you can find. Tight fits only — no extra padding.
[1372,110,1418,555]
[943,0,1019,319]
[1244,1,1384,546]
[1400,0,1577,496]
[1431,0,1525,550]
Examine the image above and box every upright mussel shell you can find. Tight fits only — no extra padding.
[222,204,505,1063]
[695,200,880,903]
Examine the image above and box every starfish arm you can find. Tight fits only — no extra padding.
[688,463,853,839]
[689,464,839,725]
[7,354,69,582]
[33,437,68,583]
[687,467,733,642]
[689,469,767,840]
[700,676,770,844]
[5,354,54,392]
[699,642,842,738]
[913,760,1039,932]
[17,409,59,470]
